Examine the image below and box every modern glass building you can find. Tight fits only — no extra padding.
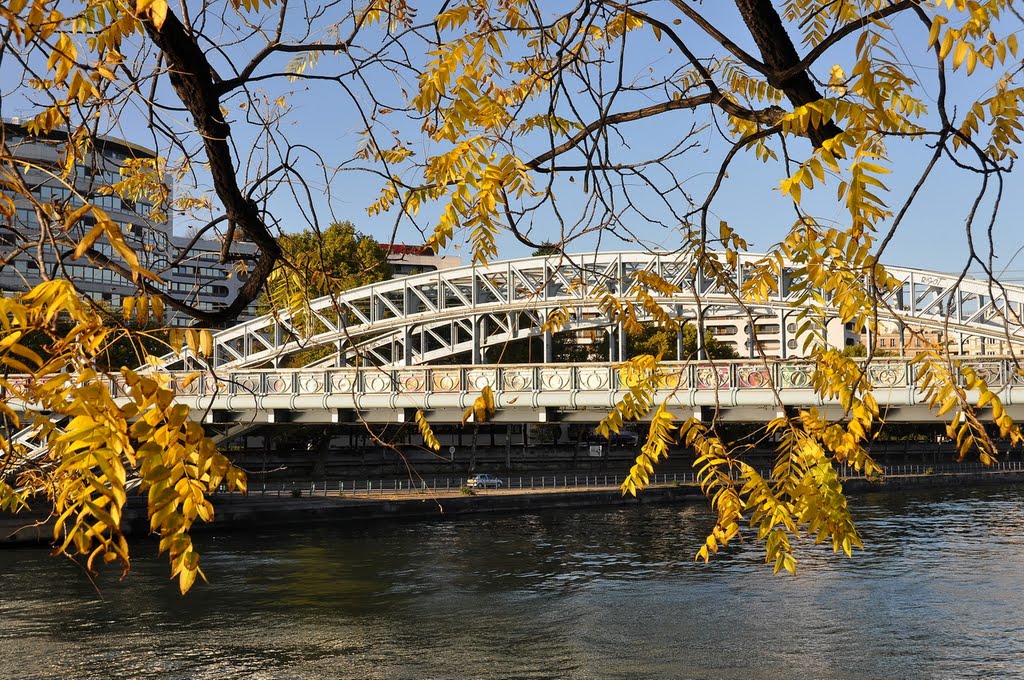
[0,118,254,325]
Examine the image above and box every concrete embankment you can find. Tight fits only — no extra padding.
[203,468,1024,530]
[4,469,1024,546]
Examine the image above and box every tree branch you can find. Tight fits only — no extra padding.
[776,1,919,81]
[527,95,783,169]
[142,10,281,324]
[667,0,770,76]
[733,0,842,147]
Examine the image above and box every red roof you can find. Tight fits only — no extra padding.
[383,243,433,256]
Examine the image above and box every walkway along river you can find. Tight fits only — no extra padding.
[2,481,1024,677]
[4,462,1024,545]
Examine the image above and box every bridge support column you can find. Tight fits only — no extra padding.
[778,311,786,358]
[618,322,627,362]
[480,317,489,364]
[607,327,616,362]
[543,327,553,363]
[273,322,282,368]
[403,327,413,366]
[471,317,489,365]
[471,319,480,365]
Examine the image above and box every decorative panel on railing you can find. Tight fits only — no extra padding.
[144,358,1024,399]
[737,364,771,389]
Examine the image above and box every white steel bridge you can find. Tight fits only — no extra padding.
[188,251,1024,371]
[7,252,1024,428]
[95,250,1024,425]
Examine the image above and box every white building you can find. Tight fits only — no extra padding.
[383,244,461,277]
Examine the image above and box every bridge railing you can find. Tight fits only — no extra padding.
[2,357,1021,406]
[166,357,1023,398]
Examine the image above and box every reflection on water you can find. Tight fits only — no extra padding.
[2,486,1024,678]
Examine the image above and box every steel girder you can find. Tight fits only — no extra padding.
[184,251,1024,370]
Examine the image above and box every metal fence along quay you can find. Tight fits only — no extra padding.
[220,460,1024,498]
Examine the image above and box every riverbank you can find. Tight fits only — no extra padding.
[4,467,1024,546]
[204,467,1024,529]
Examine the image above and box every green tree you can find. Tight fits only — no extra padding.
[626,324,739,361]
[841,344,868,358]
[263,221,391,315]
[2,0,1023,587]
[532,242,563,257]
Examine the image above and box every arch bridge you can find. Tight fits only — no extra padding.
[192,250,1024,371]
[8,251,1024,462]
[141,250,1024,426]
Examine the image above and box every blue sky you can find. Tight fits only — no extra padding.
[3,1,1021,281]
[237,1,1023,281]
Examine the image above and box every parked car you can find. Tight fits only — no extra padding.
[609,431,640,447]
[465,473,504,489]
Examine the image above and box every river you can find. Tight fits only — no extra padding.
[2,485,1024,679]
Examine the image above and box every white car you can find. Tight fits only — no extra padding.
[465,474,504,489]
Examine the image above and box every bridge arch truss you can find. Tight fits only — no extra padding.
[190,251,1024,371]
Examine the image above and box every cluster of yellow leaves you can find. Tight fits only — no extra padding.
[262,262,318,336]
[121,294,164,325]
[627,270,684,332]
[621,404,676,496]
[748,218,900,357]
[597,354,660,445]
[932,0,1024,161]
[72,206,164,287]
[783,0,886,48]
[461,385,496,425]
[0,280,243,593]
[606,349,880,574]
[97,157,172,223]
[930,1,1019,76]
[128,371,244,593]
[362,0,416,33]
[365,2,659,266]
[2,0,138,136]
[686,420,745,565]
[540,306,571,335]
[744,412,865,574]
[167,327,214,360]
[415,409,441,451]
[914,351,1023,463]
[597,288,645,336]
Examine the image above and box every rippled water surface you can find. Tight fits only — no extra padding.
[3,486,1024,679]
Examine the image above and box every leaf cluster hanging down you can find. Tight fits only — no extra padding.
[0,280,244,593]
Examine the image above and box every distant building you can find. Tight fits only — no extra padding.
[692,316,859,359]
[955,335,1019,356]
[863,323,945,356]
[861,321,1022,356]
[0,119,253,325]
[383,244,460,277]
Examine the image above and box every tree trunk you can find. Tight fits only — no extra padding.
[734,0,842,147]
